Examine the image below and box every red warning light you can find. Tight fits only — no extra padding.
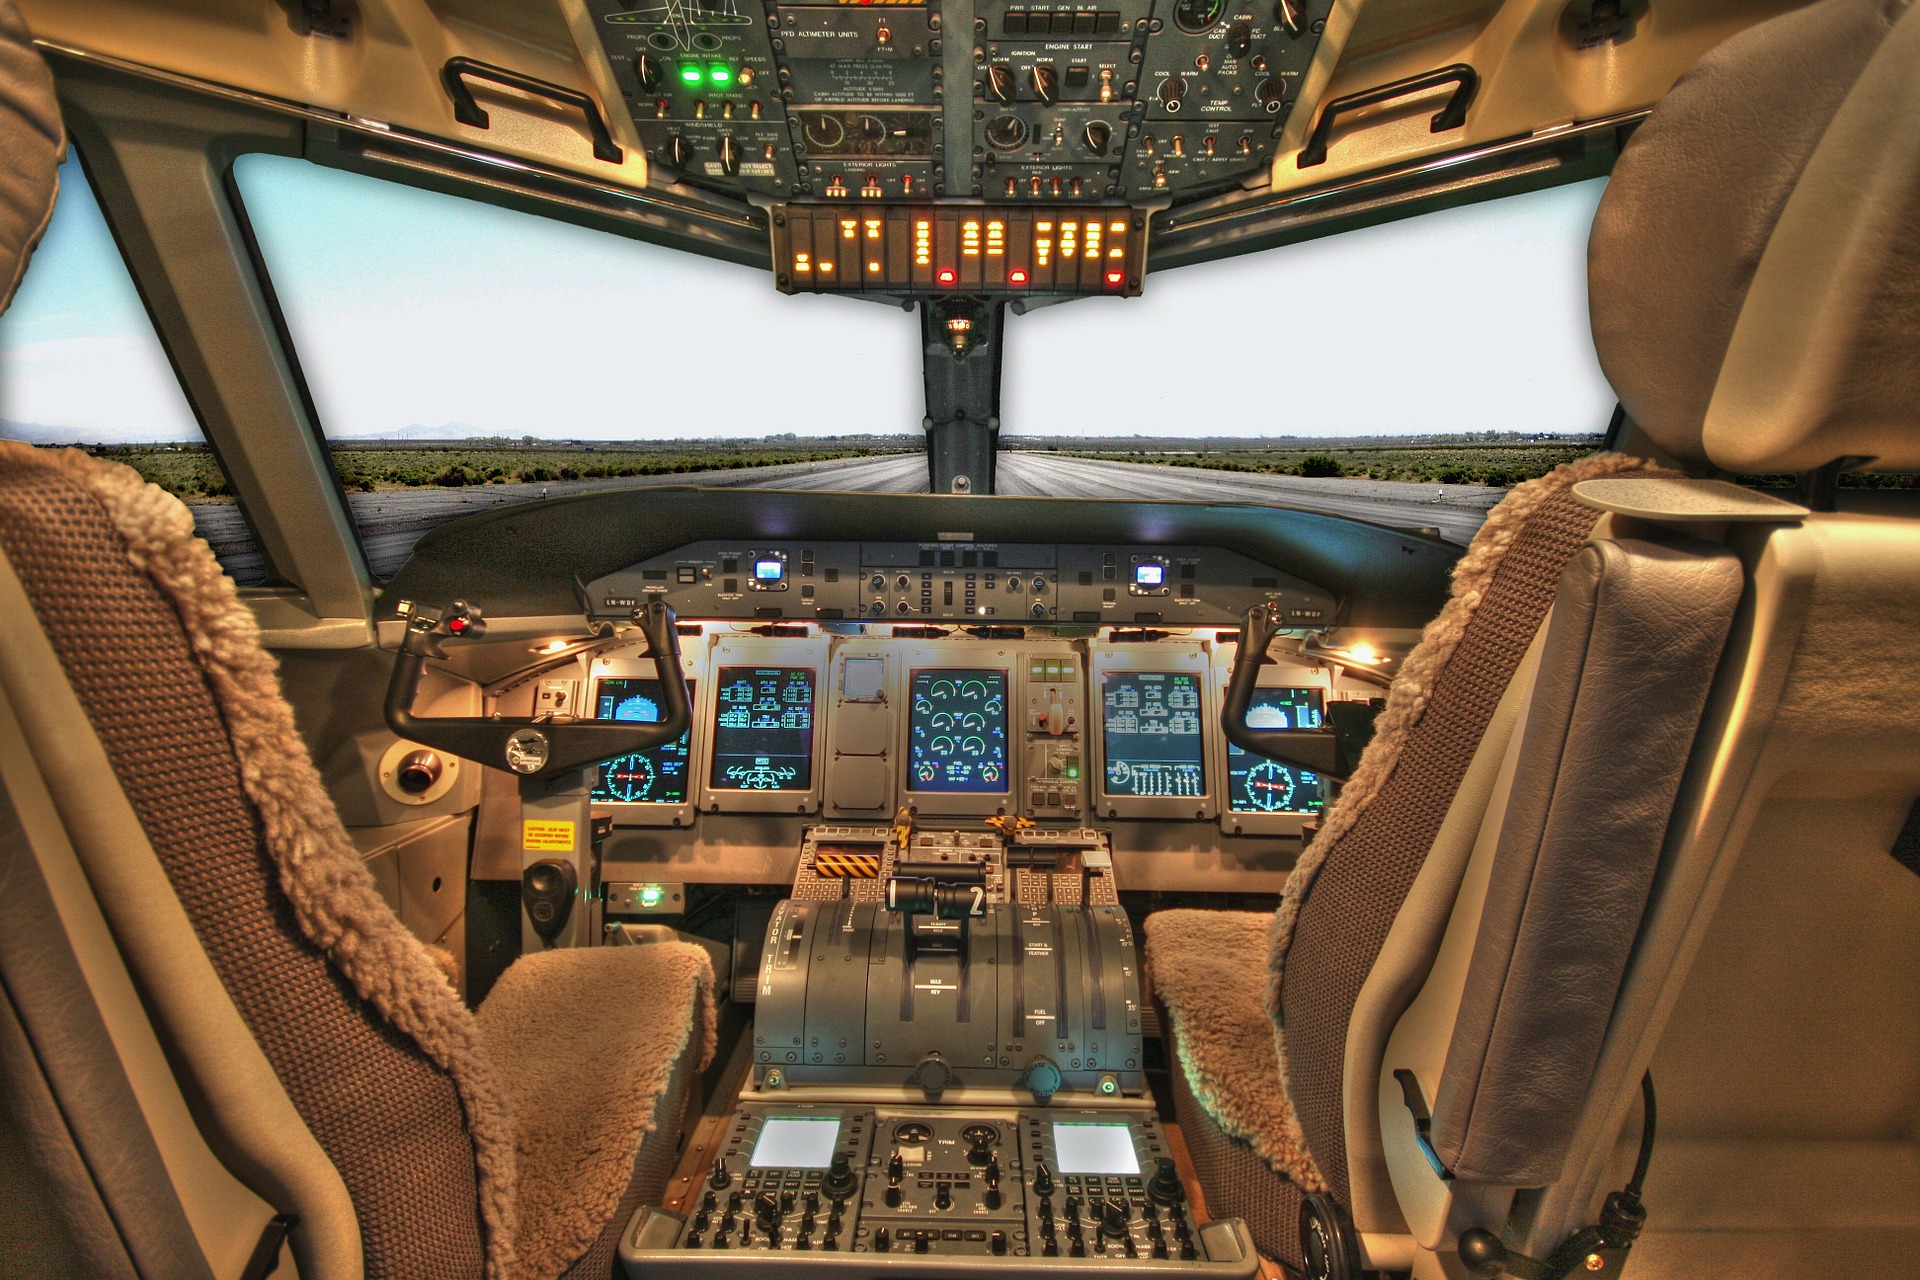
[1105,270,1124,287]
[1009,269,1029,285]
[937,268,957,285]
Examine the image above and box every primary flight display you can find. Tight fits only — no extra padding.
[1226,686,1325,814]
[591,677,694,804]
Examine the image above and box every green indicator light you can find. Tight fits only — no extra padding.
[709,63,733,85]
[639,884,665,908]
[1065,765,1080,779]
[679,63,703,84]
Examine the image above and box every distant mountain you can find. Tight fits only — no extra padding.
[1,420,113,445]
[328,423,493,442]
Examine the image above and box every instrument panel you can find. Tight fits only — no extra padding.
[553,620,1346,838]
[587,538,1335,626]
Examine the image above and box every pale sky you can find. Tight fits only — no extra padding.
[0,154,1613,443]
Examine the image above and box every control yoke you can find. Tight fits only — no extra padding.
[385,597,691,782]
[1221,604,1358,784]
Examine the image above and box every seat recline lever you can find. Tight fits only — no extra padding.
[385,597,690,782]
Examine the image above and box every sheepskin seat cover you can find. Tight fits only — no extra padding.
[1144,453,1652,1204]
[0,440,715,1280]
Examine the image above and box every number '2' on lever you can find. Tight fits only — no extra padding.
[385,597,692,782]
[1220,603,1360,783]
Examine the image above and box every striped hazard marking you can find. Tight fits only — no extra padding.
[811,848,882,878]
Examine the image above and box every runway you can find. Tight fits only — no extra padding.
[186,450,1496,582]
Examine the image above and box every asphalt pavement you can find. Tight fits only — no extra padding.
[185,451,1497,582]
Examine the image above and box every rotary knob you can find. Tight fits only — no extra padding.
[1159,76,1187,110]
[1083,120,1112,155]
[666,135,694,169]
[1100,1199,1131,1239]
[635,53,664,91]
[914,1053,954,1096]
[717,134,740,177]
[1148,1156,1185,1206]
[1030,64,1060,106]
[986,63,1017,104]
[824,1152,858,1201]
[1024,1055,1064,1100]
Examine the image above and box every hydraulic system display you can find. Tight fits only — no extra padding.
[711,667,815,790]
[1226,687,1325,813]
[590,678,693,804]
[1102,672,1205,798]
[908,669,1009,792]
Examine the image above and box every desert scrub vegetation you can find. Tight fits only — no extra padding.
[85,441,915,500]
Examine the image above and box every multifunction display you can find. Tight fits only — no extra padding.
[711,667,816,790]
[1102,672,1206,798]
[1226,687,1325,814]
[750,1116,842,1169]
[1052,1120,1143,1176]
[908,669,1009,792]
[590,678,694,804]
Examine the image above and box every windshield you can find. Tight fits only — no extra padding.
[7,153,1613,582]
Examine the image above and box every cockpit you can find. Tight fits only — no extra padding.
[2,3,1919,1280]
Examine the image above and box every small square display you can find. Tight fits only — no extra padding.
[755,558,785,581]
[751,1117,842,1169]
[1052,1122,1140,1175]
[1134,563,1165,586]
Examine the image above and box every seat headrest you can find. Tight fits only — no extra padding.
[1705,0,1920,472]
[1587,0,1909,468]
[0,0,60,314]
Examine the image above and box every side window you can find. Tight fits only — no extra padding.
[0,154,271,585]
[999,177,1616,535]
[230,154,921,578]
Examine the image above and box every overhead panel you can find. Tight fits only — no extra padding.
[566,0,1330,295]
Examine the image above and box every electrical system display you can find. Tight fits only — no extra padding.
[1051,1121,1141,1175]
[1226,687,1326,814]
[750,1116,842,1169]
[1102,672,1205,798]
[590,678,693,804]
[711,667,816,790]
[908,669,1009,792]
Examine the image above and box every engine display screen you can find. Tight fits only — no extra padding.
[710,667,815,791]
[908,669,1009,792]
[751,1117,842,1169]
[1102,672,1206,798]
[1052,1122,1140,1175]
[1227,687,1326,814]
[590,678,693,804]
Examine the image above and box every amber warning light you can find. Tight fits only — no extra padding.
[771,203,1145,297]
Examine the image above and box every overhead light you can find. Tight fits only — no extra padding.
[531,639,572,655]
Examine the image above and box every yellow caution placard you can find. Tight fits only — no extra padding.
[812,850,881,879]
[522,820,577,852]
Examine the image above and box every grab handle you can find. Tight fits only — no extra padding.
[1297,63,1478,168]
[440,56,624,164]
